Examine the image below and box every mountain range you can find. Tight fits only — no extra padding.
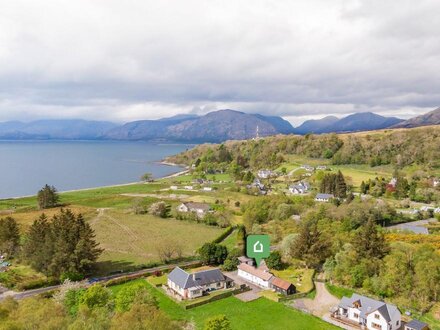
[0,107,439,142]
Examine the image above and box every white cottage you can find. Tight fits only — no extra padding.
[237,263,273,288]
[337,293,401,330]
[315,193,334,202]
[177,202,211,217]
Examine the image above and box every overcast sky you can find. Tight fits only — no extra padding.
[0,0,439,126]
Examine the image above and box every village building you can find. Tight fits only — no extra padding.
[316,165,328,170]
[301,164,314,172]
[237,256,255,266]
[315,193,334,202]
[289,181,310,194]
[335,293,401,330]
[237,263,273,288]
[237,261,295,295]
[184,185,194,190]
[167,267,233,300]
[271,277,296,296]
[405,319,430,330]
[257,169,275,179]
[432,178,439,188]
[202,187,213,192]
[177,202,211,217]
[247,179,267,195]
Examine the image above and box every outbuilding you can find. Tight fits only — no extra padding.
[271,277,296,296]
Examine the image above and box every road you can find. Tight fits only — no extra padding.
[0,260,200,302]
[386,218,437,235]
[289,275,339,317]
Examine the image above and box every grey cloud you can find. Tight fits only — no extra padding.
[0,0,439,124]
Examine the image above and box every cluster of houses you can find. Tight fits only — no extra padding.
[246,178,267,195]
[333,293,430,330]
[165,262,431,329]
[289,181,310,195]
[166,256,296,301]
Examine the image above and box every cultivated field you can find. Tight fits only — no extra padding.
[90,209,224,274]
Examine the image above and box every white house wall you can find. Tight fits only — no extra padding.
[237,269,270,288]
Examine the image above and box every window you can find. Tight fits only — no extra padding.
[375,314,380,319]
[353,313,359,319]
[371,322,382,330]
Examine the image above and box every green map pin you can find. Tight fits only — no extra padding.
[246,234,270,267]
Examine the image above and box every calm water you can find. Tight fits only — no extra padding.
[0,141,192,199]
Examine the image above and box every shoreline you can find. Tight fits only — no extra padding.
[0,162,189,201]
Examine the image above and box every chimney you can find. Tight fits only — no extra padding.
[193,273,196,281]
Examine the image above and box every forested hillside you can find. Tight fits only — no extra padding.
[168,126,440,169]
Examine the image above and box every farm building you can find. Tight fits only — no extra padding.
[271,277,296,296]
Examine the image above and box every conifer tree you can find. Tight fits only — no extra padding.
[37,184,59,209]
[0,216,20,257]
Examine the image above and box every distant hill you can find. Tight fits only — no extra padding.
[319,112,403,133]
[294,116,339,134]
[392,107,440,128]
[292,112,403,134]
[0,119,117,140]
[104,109,295,142]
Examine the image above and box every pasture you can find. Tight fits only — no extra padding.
[91,210,224,274]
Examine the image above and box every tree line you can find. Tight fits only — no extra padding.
[0,209,102,281]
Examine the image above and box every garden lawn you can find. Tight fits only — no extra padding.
[272,267,315,293]
[109,279,340,330]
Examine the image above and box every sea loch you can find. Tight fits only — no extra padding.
[0,140,191,199]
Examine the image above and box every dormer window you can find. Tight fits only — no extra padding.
[375,314,380,319]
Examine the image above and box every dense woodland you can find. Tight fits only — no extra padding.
[169,126,440,170]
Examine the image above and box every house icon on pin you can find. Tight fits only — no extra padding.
[253,241,264,253]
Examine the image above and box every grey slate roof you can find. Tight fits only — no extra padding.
[339,293,399,322]
[168,267,226,289]
[315,193,334,199]
[406,319,429,330]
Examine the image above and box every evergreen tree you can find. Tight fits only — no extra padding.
[23,214,53,273]
[292,218,331,268]
[0,216,20,257]
[23,210,102,278]
[354,218,389,259]
[335,170,347,198]
[37,184,59,209]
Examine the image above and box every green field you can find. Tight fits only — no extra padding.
[109,279,339,330]
[91,210,224,274]
[0,183,166,211]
